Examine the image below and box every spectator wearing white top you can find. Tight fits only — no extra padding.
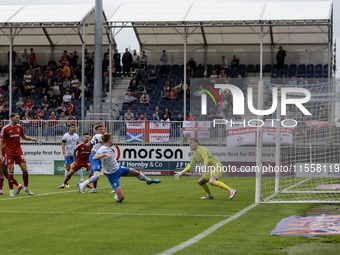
[63,90,72,103]
[123,92,137,106]
[140,90,150,106]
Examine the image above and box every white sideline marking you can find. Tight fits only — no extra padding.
[0,210,231,218]
[158,203,258,255]
[0,186,111,201]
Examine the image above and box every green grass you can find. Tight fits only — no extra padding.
[0,175,339,255]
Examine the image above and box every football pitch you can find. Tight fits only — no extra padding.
[0,175,339,255]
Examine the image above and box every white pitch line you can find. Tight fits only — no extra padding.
[0,210,232,218]
[158,203,259,255]
[0,186,112,201]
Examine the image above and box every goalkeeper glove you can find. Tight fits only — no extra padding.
[174,171,184,180]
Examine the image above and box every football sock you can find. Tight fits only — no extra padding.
[64,174,72,185]
[78,169,84,182]
[0,175,4,190]
[8,173,14,189]
[64,170,69,179]
[137,173,150,182]
[213,180,230,190]
[84,171,100,185]
[93,180,97,188]
[13,177,19,186]
[201,183,212,194]
[22,173,29,187]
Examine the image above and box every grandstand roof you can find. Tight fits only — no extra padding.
[107,0,333,46]
[0,4,113,47]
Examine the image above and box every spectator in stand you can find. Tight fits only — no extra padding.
[203,65,211,78]
[186,65,194,79]
[137,81,145,94]
[30,113,40,127]
[59,55,68,67]
[56,102,67,115]
[41,95,50,110]
[221,55,228,69]
[35,66,43,78]
[124,108,135,121]
[234,75,246,93]
[131,49,140,74]
[73,60,81,78]
[22,111,31,126]
[277,74,288,85]
[176,113,184,128]
[230,55,239,69]
[7,49,17,65]
[218,69,227,79]
[21,81,33,98]
[23,70,33,85]
[113,49,121,77]
[174,80,184,94]
[123,92,137,106]
[66,113,77,126]
[210,70,218,79]
[104,65,115,92]
[12,80,21,97]
[215,108,226,119]
[63,90,72,103]
[55,66,64,78]
[154,106,161,120]
[28,48,36,67]
[40,87,47,99]
[69,53,77,68]
[165,81,171,92]
[128,80,138,96]
[15,97,25,111]
[287,75,298,85]
[168,87,178,100]
[122,48,132,77]
[73,85,82,100]
[63,61,71,78]
[48,56,57,70]
[140,90,150,106]
[148,70,158,86]
[297,76,305,85]
[139,50,148,70]
[207,107,216,121]
[0,98,9,119]
[186,112,196,121]
[226,111,236,121]
[21,48,29,68]
[161,113,170,121]
[187,57,197,73]
[161,86,169,101]
[84,86,92,100]
[138,113,147,121]
[35,107,44,119]
[276,46,286,70]
[53,81,60,94]
[159,50,168,75]
[36,75,46,89]
[58,112,67,127]
[24,97,34,111]
[163,107,171,120]
[150,113,158,121]
[46,111,57,128]
[70,75,78,88]
[67,101,75,116]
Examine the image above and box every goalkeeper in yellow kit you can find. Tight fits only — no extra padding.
[174,138,237,200]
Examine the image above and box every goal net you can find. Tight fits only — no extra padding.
[258,79,340,203]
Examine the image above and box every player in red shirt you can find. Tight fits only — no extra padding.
[0,122,23,195]
[0,113,37,196]
[58,133,91,189]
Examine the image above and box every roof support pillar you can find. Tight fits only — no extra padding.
[93,0,103,114]
[9,28,13,118]
[183,26,188,120]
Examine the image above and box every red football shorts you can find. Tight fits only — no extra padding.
[72,162,91,172]
[5,153,26,165]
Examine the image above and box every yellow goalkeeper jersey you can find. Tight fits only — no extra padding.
[183,146,222,173]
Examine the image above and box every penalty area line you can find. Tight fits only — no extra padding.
[0,186,112,201]
[0,210,232,218]
[158,203,258,255]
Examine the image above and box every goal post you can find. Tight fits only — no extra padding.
[257,79,340,203]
